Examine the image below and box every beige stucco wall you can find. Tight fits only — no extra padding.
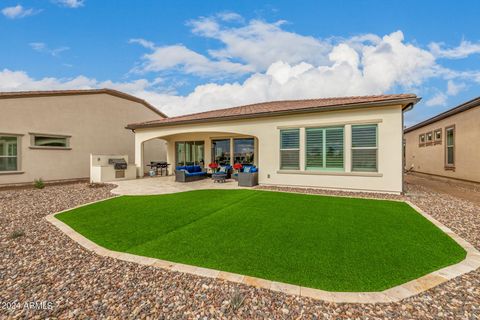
[0,93,166,185]
[405,106,480,182]
[135,105,404,193]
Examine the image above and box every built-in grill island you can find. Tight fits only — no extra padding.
[90,154,136,183]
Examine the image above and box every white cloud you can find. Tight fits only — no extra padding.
[3,13,480,118]
[129,38,155,50]
[217,12,244,23]
[29,42,70,57]
[189,17,332,71]
[425,92,448,107]
[446,80,466,96]
[53,0,84,8]
[429,40,480,59]
[2,5,40,19]
[130,42,253,77]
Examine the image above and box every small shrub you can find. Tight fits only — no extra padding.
[230,288,245,312]
[88,182,107,188]
[10,229,25,239]
[34,178,45,189]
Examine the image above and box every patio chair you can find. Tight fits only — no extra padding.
[238,165,258,187]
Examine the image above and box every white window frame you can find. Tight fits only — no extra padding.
[279,129,300,170]
[351,124,378,173]
[445,125,455,168]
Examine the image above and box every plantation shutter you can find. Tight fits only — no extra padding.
[325,127,344,169]
[280,129,300,170]
[351,125,378,172]
[306,128,323,168]
[306,127,344,170]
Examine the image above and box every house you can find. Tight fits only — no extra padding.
[127,94,419,193]
[0,89,167,186]
[404,97,480,183]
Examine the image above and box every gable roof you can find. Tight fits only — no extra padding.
[404,96,480,133]
[127,94,419,129]
[0,88,167,118]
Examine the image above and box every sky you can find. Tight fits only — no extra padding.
[1,0,479,126]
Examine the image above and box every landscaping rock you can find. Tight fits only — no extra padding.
[0,180,479,318]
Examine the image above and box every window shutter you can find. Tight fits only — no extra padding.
[280,129,300,170]
[306,128,323,168]
[280,129,299,149]
[325,128,344,168]
[352,125,377,172]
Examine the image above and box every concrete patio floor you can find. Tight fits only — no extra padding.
[111,175,243,195]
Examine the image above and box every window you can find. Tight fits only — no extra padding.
[434,129,442,144]
[306,127,344,171]
[426,131,433,145]
[419,134,425,147]
[351,124,378,172]
[31,134,69,148]
[280,129,300,170]
[211,139,231,165]
[0,136,19,171]
[233,138,254,165]
[445,126,455,168]
[176,141,204,166]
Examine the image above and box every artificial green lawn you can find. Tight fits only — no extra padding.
[56,190,466,291]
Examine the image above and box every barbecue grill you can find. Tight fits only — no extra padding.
[108,158,128,170]
[148,161,170,176]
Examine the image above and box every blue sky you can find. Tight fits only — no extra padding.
[1,0,479,125]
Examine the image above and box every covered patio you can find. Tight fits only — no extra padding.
[111,175,244,195]
[136,130,259,178]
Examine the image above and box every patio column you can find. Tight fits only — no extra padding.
[205,138,212,166]
[299,127,306,171]
[230,137,234,165]
[344,124,352,173]
[254,137,259,166]
[134,137,144,178]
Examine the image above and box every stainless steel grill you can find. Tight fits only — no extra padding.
[108,158,128,170]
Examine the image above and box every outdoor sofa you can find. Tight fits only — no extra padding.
[175,165,207,182]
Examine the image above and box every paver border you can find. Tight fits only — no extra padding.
[45,195,480,304]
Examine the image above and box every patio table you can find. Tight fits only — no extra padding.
[212,173,227,183]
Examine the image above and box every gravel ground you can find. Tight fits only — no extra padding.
[1,180,479,319]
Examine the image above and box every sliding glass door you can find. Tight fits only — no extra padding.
[175,141,205,166]
[233,138,254,165]
[211,139,231,165]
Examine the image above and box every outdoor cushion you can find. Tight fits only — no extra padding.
[243,165,258,173]
[186,171,206,177]
[176,165,187,171]
[186,165,195,173]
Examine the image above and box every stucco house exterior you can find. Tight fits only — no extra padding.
[127,94,419,193]
[404,96,480,183]
[0,89,167,186]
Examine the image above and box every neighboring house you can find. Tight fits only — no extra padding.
[0,89,167,186]
[404,97,480,183]
[127,94,419,193]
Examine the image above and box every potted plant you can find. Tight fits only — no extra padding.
[208,162,219,173]
[233,163,243,181]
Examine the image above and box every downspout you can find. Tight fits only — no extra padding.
[401,103,414,194]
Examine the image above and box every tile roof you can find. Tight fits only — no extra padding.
[0,88,167,118]
[404,96,480,133]
[127,94,419,129]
